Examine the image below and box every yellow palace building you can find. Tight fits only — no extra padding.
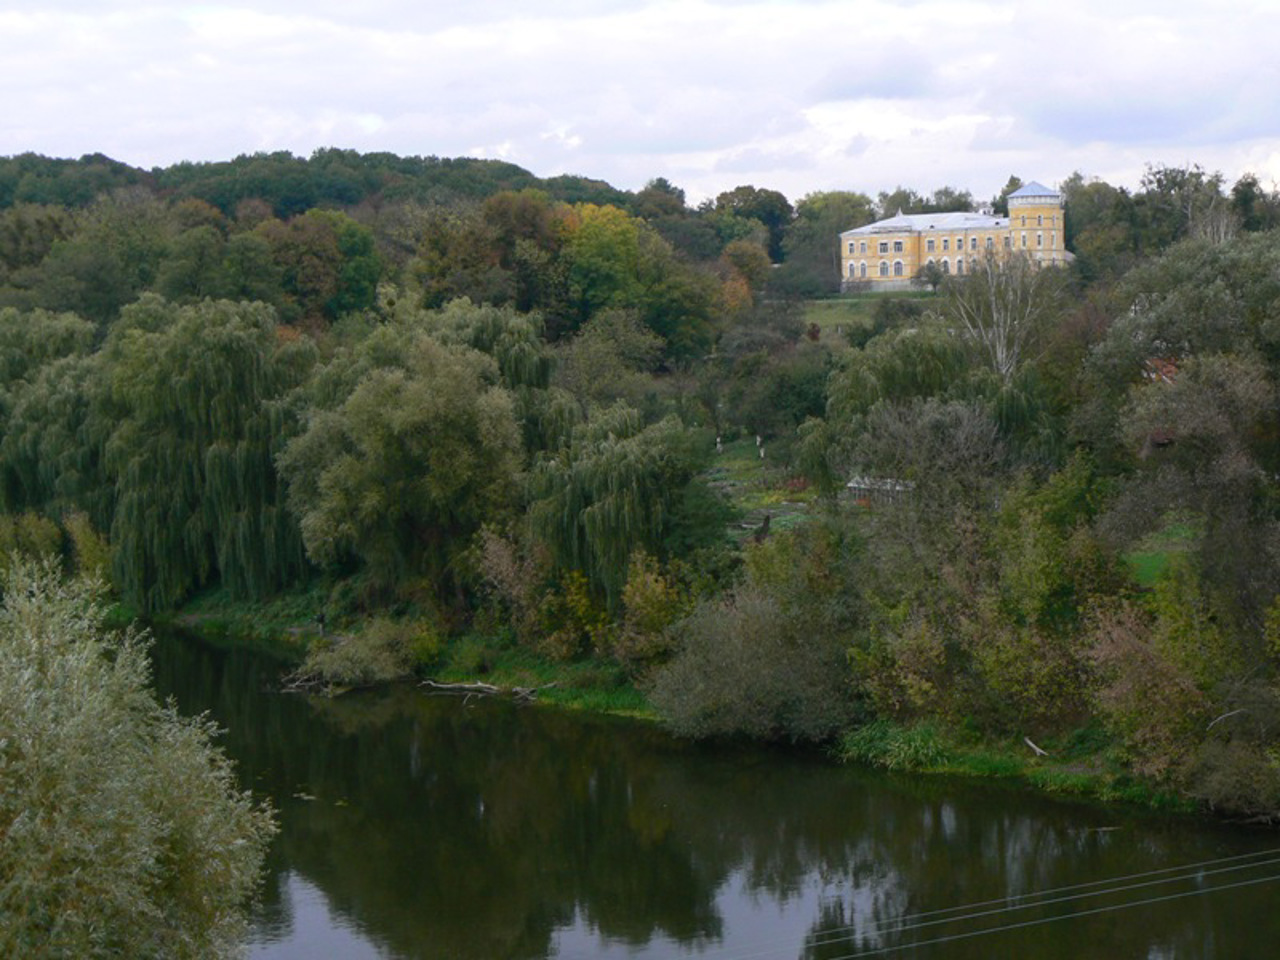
[839,181,1069,290]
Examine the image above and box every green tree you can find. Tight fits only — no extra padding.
[529,404,718,604]
[278,330,522,597]
[774,190,876,296]
[714,185,793,261]
[0,562,274,959]
[103,296,314,611]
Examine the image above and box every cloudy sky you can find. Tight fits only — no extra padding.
[4,0,1279,204]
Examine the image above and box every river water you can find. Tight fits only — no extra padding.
[150,630,1280,960]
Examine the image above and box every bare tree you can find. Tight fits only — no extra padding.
[941,253,1063,385]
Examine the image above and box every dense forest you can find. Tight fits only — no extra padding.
[4,149,1280,818]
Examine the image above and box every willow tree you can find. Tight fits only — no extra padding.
[0,308,99,515]
[528,403,711,604]
[103,295,315,611]
[277,331,522,598]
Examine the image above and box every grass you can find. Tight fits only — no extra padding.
[1123,518,1199,587]
[839,719,1197,814]
[164,583,326,662]
[802,291,939,342]
[434,638,652,717]
[702,437,816,542]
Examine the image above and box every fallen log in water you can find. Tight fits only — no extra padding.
[421,679,557,703]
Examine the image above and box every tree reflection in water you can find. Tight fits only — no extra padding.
[151,632,1278,960]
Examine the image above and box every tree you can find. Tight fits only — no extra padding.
[941,253,1065,385]
[278,330,522,597]
[103,296,315,611]
[775,190,875,296]
[714,185,793,262]
[0,562,274,958]
[529,404,717,604]
[991,175,1023,216]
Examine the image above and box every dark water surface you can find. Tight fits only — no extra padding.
[150,631,1280,960]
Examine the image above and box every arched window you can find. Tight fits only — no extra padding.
[860,261,867,278]
[849,261,857,277]
[956,257,964,275]
[941,259,950,274]
[879,261,889,277]
[1037,214,1043,226]
[893,260,904,276]
[970,237,977,250]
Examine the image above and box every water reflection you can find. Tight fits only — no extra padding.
[150,632,1279,960]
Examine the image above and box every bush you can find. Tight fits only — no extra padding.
[0,562,274,958]
[297,616,439,686]
[648,584,855,742]
[0,511,62,577]
[612,550,689,672]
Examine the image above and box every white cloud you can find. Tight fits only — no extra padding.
[1,0,1278,202]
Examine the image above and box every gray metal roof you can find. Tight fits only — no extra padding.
[1008,180,1058,198]
[840,210,1007,237]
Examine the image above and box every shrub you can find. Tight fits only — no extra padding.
[612,550,689,671]
[0,511,62,577]
[297,616,437,686]
[0,562,274,958]
[62,510,111,582]
[648,584,855,742]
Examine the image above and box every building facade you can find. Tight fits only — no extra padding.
[839,181,1068,290]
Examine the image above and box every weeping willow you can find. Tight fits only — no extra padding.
[103,296,316,611]
[529,403,703,604]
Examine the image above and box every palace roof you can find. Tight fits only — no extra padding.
[840,210,1008,237]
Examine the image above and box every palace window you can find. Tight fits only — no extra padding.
[1037,232,1043,247]
[986,236,994,249]
[970,237,977,250]
[942,238,950,251]
[860,241,867,253]
[956,258,964,275]
[1004,236,1012,249]
[1038,214,1043,226]
[860,261,867,278]
[893,260,904,276]
[879,261,889,277]
[1021,232,1027,248]
[927,238,935,252]
[848,241,856,254]
[893,240,903,252]
[879,241,889,254]
[941,259,950,274]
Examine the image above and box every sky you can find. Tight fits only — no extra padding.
[4,0,1280,205]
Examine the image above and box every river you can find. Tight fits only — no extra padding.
[150,630,1280,960]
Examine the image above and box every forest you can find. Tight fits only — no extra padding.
[3,149,1280,818]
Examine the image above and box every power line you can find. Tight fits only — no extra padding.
[805,852,1280,953]
[820,870,1280,959]
[708,846,1280,960]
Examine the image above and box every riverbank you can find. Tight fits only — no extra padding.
[158,588,1222,823]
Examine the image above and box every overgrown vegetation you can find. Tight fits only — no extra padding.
[0,562,274,958]
[5,149,1280,819]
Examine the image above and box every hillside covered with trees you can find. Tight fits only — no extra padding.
[4,149,1280,819]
